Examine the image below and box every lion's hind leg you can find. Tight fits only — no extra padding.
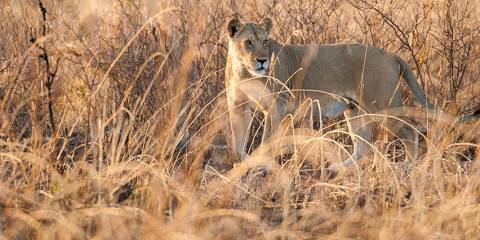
[385,119,419,161]
[329,108,373,170]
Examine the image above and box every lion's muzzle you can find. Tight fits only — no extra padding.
[254,58,269,75]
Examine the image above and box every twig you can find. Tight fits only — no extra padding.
[36,0,60,132]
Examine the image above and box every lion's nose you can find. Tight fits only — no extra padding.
[256,58,267,65]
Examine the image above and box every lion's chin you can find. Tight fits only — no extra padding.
[249,68,267,76]
[255,69,267,75]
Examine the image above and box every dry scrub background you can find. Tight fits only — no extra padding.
[0,0,480,239]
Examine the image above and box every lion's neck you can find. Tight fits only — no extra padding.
[267,39,305,83]
[268,39,305,57]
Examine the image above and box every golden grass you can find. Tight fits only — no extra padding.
[0,0,479,239]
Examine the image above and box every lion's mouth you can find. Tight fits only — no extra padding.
[251,61,269,75]
[254,67,267,75]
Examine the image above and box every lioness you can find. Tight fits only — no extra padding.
[225,17,434,169]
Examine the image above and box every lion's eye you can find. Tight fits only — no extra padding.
[245,40,252,46]
[263,39,268,46]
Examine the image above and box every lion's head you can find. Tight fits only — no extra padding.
[225,18,273,76]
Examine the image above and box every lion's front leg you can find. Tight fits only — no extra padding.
[262,101,281,144]
[228,106,254,160]
[236,79,282,156]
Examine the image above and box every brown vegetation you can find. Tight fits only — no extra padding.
[0,0,479,239]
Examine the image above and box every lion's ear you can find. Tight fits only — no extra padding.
[226,18,243,37]
[259,17,273,33]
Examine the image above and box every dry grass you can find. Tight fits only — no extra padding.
[0,0,480,239]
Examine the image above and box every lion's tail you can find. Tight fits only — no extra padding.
[395,55,434,110]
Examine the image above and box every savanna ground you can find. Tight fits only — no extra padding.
[1,0,480,239]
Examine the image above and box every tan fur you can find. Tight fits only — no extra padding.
[225,18,433,169]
